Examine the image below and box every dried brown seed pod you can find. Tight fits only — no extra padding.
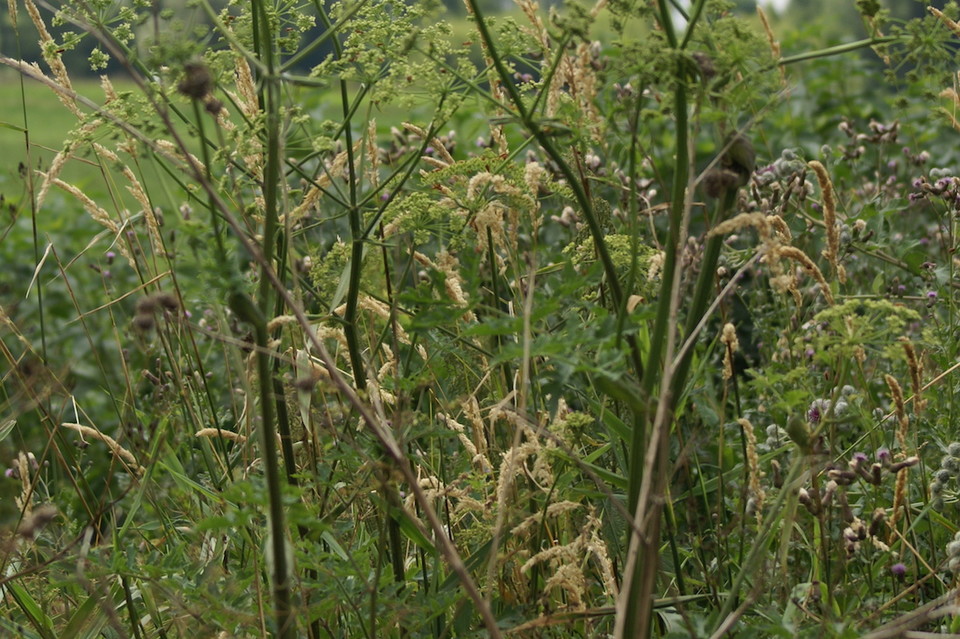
[133,314,156,332]
[178,62,213,100]
[155,292,180,312]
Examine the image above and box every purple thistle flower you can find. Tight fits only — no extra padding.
[891,563,906,580]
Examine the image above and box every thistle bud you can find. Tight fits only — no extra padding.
[869,508,885,537]
[722,133,756,186]
[178,62,213,100]
[785,415,810,453]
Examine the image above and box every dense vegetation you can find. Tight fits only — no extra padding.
[2,0,960,637]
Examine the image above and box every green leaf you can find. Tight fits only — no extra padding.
[391,505,437,554]
[6,582,55,639]
[60,587,118,639]
[0,419,15,443]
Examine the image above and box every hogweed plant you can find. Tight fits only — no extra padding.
[2,0,960,636]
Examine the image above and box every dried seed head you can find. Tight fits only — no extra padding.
[133,314,156,332]
[798,487,818,514]
[770,459,783,488]
[136,296,158,315]
[821,480,838,507]
[702,168,741,198]
[204,97,224,116]
[948,540,960,558]
[889,456,919,473]
[155,292,180,313]
[178,62,213,100]
[17,504,57,539]
[722,133,756,185]
[721,323,739,381]
[827,468,858,485]
[869,507,886,537]
[691,51,715,80]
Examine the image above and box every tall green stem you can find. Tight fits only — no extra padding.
[229,292,294,638]
[248,0,295,633]
[620,0,707,635]
[314,0,408,596]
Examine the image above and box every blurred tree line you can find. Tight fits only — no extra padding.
[0,0,950,78]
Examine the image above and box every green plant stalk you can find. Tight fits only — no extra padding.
[249,0,295,632]
[120,575,144,639]
[712,455,806,632]
[342,127,368,393]
[774,36,899,68]
[251,0,296,485]
[679,0,708,49]
[614,80,648,347]
[670,187,736,400]
[662,485,686,596]
[14,58,48,368]
[655,186,736,603]
[229,291,294,638]
[633,2,687,509]
[318,3,408,592]
[622,1,691,636]
[340,101,367,390]
[313,1,366,392]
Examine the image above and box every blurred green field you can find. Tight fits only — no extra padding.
[0,74,101,175]
[0,74,151,205]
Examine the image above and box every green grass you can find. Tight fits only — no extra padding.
[0,73,176,216]
[2,2,960,638]
[0,75,99,176]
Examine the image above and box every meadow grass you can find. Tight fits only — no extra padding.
[1,75,109,176]
[1,1,960,638]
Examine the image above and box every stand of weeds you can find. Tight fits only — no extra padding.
[3,0,960,637]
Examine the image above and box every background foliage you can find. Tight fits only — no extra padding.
[2,0,960,637]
